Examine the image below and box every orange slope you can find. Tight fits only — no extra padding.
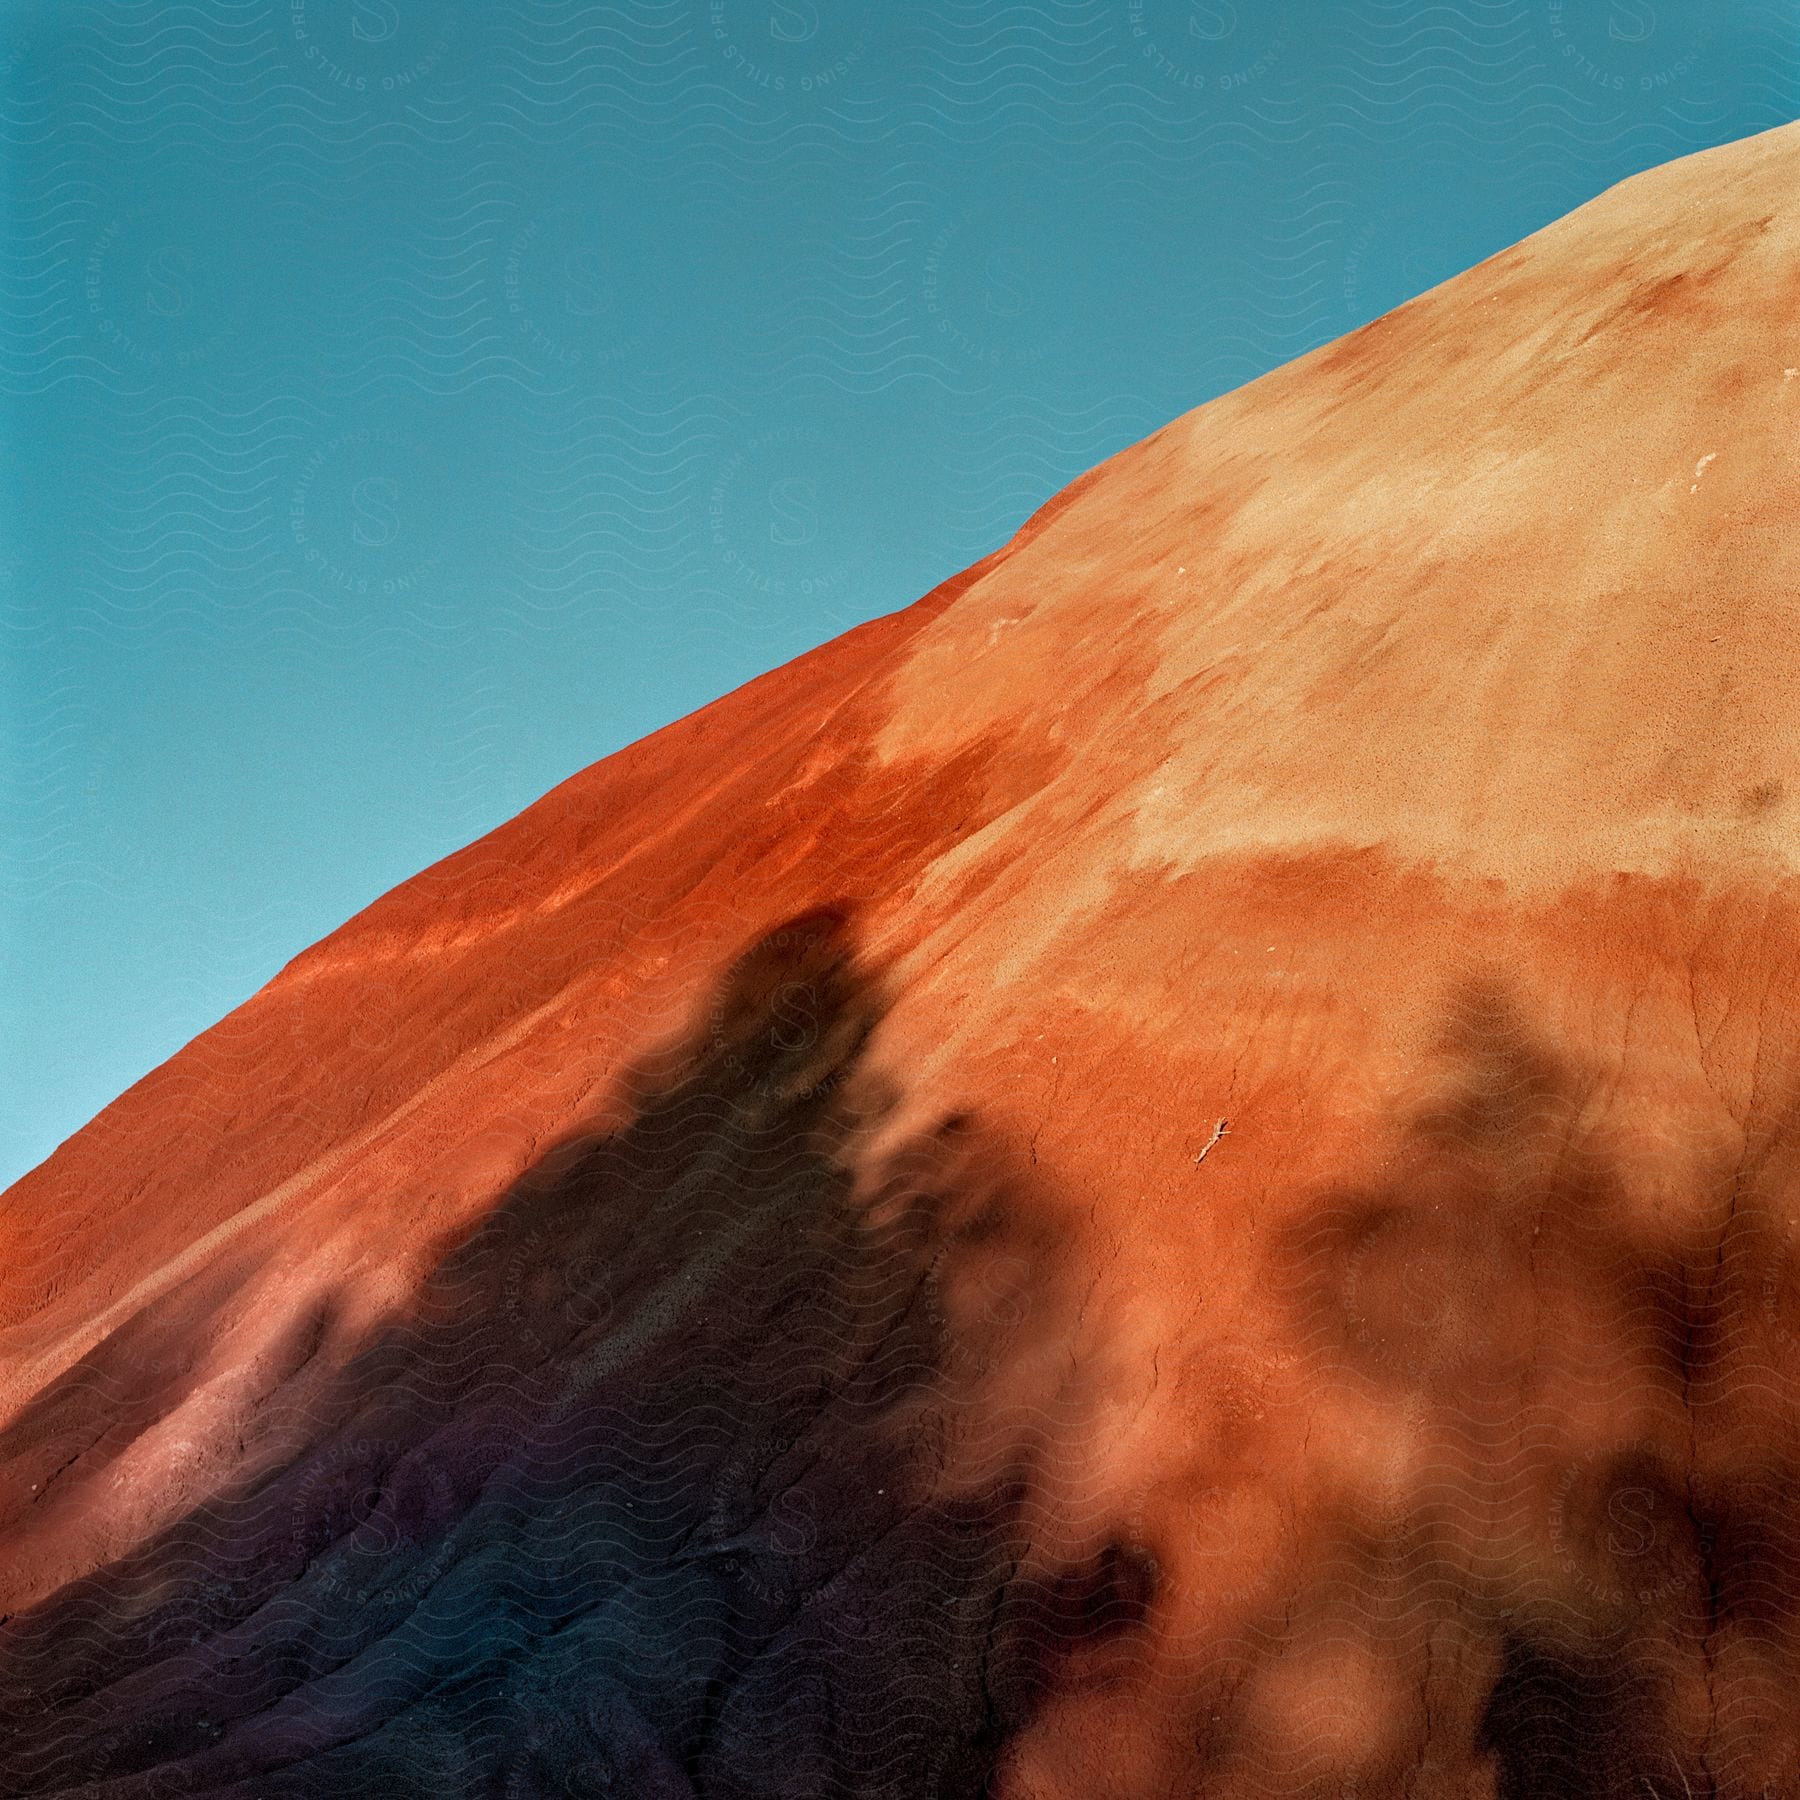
[7,120,1800,1797]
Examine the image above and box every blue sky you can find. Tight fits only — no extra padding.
[3,0,1797,1187]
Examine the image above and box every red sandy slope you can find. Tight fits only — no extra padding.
[8,121,1800,1797]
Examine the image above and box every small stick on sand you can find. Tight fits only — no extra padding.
[1193,1120,1230,1166]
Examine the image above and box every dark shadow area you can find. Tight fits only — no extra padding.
[1476,1634,1663,1800]
[0,908,1132,1798]
[13,953,1800,1795]
[1256,980,1800,1799]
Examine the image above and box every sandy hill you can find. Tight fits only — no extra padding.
[5,120,1800,1799]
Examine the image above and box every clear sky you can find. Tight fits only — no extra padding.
[4,0,1797,1188]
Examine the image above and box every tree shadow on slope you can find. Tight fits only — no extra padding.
[1242,981,1800,1800]
[0,907,1134,1800]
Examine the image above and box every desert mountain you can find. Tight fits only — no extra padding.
[6,120,1800,1797]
